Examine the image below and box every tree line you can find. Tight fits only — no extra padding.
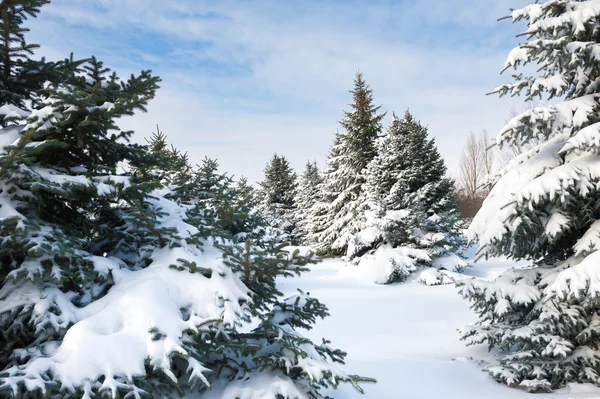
[257,73,464,284]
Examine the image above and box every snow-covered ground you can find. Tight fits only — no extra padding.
[278,254,600,399]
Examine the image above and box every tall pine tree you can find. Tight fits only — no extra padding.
[293,160,322,244]
[258,153,298,243]
[0,8,160,369]
[313,72,384,255]
[460,0,600,391]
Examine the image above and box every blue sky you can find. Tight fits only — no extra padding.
[28,0,529,182]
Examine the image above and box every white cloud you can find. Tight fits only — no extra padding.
[27,0,531,182]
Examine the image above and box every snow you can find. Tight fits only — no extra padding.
[276,254,600,399]
[0,125,21,153]
[2,244,250,397]
[342,244,430,284]
[470,132,569,256]
[432,253,467,272]
[201,372,308,399]
[0,104,29,120]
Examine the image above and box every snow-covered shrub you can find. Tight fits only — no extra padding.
[346,244,430,285]
[460,0,600,391]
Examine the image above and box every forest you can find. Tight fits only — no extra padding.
[2,1,600,398]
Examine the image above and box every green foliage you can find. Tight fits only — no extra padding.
[217,241,315,314]
[0,0,54,118]
[0,0,160,377]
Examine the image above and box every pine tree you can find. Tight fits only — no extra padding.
[460,1,600,391]
[313,72,385,255]
[0,54,163,399]
[258,153,298,242]
[0,7,160,370]
[293,160,322,244]
[347,111,464,284]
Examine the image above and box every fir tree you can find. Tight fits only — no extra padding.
[258,153,298,242]
[347,111,464,283]
[460,1,600,391]
[293,160,322,244]
[313,72,385,255]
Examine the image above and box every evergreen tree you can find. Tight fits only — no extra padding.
[293,160,322,244]
[460,1,600,391]
[306,132,343,249]
[313,72,385,255]
[0,20,160,373]
[258,153,298,242]
[347,111,464,283]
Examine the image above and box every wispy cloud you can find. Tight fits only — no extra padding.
[27,0,530,181]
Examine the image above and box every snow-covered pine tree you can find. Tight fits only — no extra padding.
[347,111,464,284]
[306,133,343,250]
[147,137,375,399]
[460,1,600,391]
[258,153,298,243]
[313,72,385,255]
[293,160,322,244]
[0,49,164,399]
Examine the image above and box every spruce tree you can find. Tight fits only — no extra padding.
[460,0,600,391]
[313,72,385,255]
[347,111,464,283]
[292,160,322,244]
[258,153,298,242]
[0,5,160,369]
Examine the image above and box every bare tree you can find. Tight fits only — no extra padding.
[458,130,494,198]
[457,129,495,220]
[459,131,480,201]
[457,103,545,222]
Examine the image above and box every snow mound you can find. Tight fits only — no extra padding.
[200,372,306,399]
[342,244,469,285]
[432,254,468,273]
[342,244,430,284]
[417,267,472,286]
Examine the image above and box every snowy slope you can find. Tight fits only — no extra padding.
[277,255,600,399]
